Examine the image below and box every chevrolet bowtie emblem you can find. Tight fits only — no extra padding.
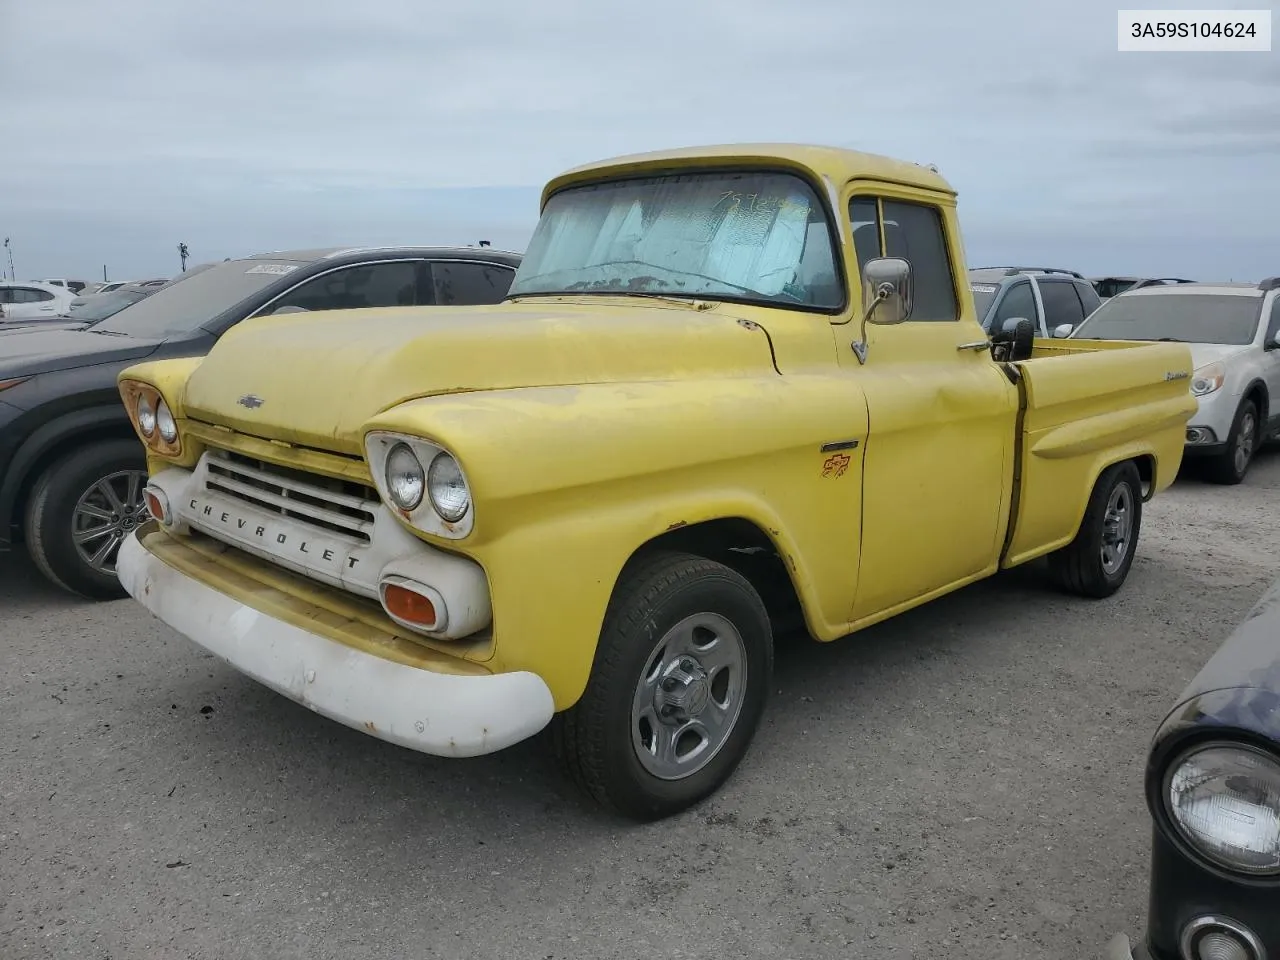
[237,394,265,409]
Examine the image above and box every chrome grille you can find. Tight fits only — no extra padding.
[203,448,378,543]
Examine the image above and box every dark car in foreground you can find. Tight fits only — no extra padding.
[0,245,522,599]
[1108,578,1280,960]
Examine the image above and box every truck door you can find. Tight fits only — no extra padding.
[840,190,1019,622]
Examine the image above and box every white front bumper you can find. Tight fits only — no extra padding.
[116,533,555,757]
[1187,388,1240,444]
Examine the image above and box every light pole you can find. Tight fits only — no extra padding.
[177,242,189,272]
[3,237,13,281]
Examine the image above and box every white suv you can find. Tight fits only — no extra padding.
[1067,279,1280,484]
[0,281,77,323]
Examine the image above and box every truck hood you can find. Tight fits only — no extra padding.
[0,328,163,379]
[1187,342,1250,369]
[180,300,778,455]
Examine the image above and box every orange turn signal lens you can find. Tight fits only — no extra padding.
[145,490,168,524]
[382,583,438,628]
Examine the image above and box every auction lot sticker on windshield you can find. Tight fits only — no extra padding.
[971,284,999,294]
[245,263,299,276]
[1118,9,1271,50]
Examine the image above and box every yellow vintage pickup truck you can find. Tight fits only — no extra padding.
[114,144,1197,820]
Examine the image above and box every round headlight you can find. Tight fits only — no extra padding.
[137,394,156,437]
[156,400,178,443]
[427,451,470,522]
[385,443,425,511]
[1165,742,1280,875]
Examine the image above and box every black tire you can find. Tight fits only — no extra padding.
[24,439,150,600]
[551,550,774,821]
[1048,460,1143,599]
[1205,400,1258,485]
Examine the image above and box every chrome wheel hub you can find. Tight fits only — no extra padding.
[630,612,748,781]
[1100,482,1134,576]
[72,470,149,576]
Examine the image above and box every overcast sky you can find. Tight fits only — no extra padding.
[2,0,1277,282]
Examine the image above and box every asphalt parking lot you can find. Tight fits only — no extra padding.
[4,453,1279,960]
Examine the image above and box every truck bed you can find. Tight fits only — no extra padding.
[1001,337,1197,566]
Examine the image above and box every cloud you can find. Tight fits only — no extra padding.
[1,0,1276,280]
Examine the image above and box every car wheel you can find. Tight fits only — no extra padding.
[551,550,773,821]
[1206,400,1258,485]
[1048,460,1143,599]
[24,439,150,600]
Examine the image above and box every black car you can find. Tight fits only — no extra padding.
[1092,276,1196,300]
[1109,579,1280,960]
[0,245,522,600]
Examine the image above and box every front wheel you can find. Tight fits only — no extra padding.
[1206,400,1258,485]
[24,439,150,600]
[551,551,774,821]
[1048,460,1143,599]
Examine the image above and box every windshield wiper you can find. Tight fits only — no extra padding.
[1156,336,1182,342]
[507,291,715,311]
[89,328,130,337]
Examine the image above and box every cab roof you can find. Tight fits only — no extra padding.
[541,142,955,207]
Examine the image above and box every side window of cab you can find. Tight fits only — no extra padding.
[848,196,958,321]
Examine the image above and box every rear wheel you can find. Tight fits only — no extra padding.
[1048,460,1142,599]
[551,551,773,821]
[1206,400,1258,485]
[24,440,149,600]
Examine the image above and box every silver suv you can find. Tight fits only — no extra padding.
[968,267,1102,338]
[1068,278,1280,484]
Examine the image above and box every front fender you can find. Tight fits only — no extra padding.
[361,376,871,709]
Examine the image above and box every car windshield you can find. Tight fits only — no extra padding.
[1073,292,1263,345]
[508,170,842,309]
[89,258,307,338]
[969,282,1000,319]
[67,289,149,321]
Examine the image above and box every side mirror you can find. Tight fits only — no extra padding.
[1052,323,1074,339]
[850,257,913,365]
[1268,333,1280,350]
[861,257,914,326]
[992,317,1035,362]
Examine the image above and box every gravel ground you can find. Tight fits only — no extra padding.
[3,452,1279,960]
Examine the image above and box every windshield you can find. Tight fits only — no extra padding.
[90,258,306,337]
[508,170,842,309]
[68,289,149,321]
[970,282,999,319]
[1073,293,1262,345]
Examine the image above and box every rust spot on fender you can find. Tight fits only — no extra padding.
[666,520,689,532]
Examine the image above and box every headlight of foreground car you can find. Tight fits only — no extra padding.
[120,380,182,456]
[1191,362,1226,397]
[365,431,473,539]
[427,451,469,522]
[1164,741,1280,876]
[385,442,425,511]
